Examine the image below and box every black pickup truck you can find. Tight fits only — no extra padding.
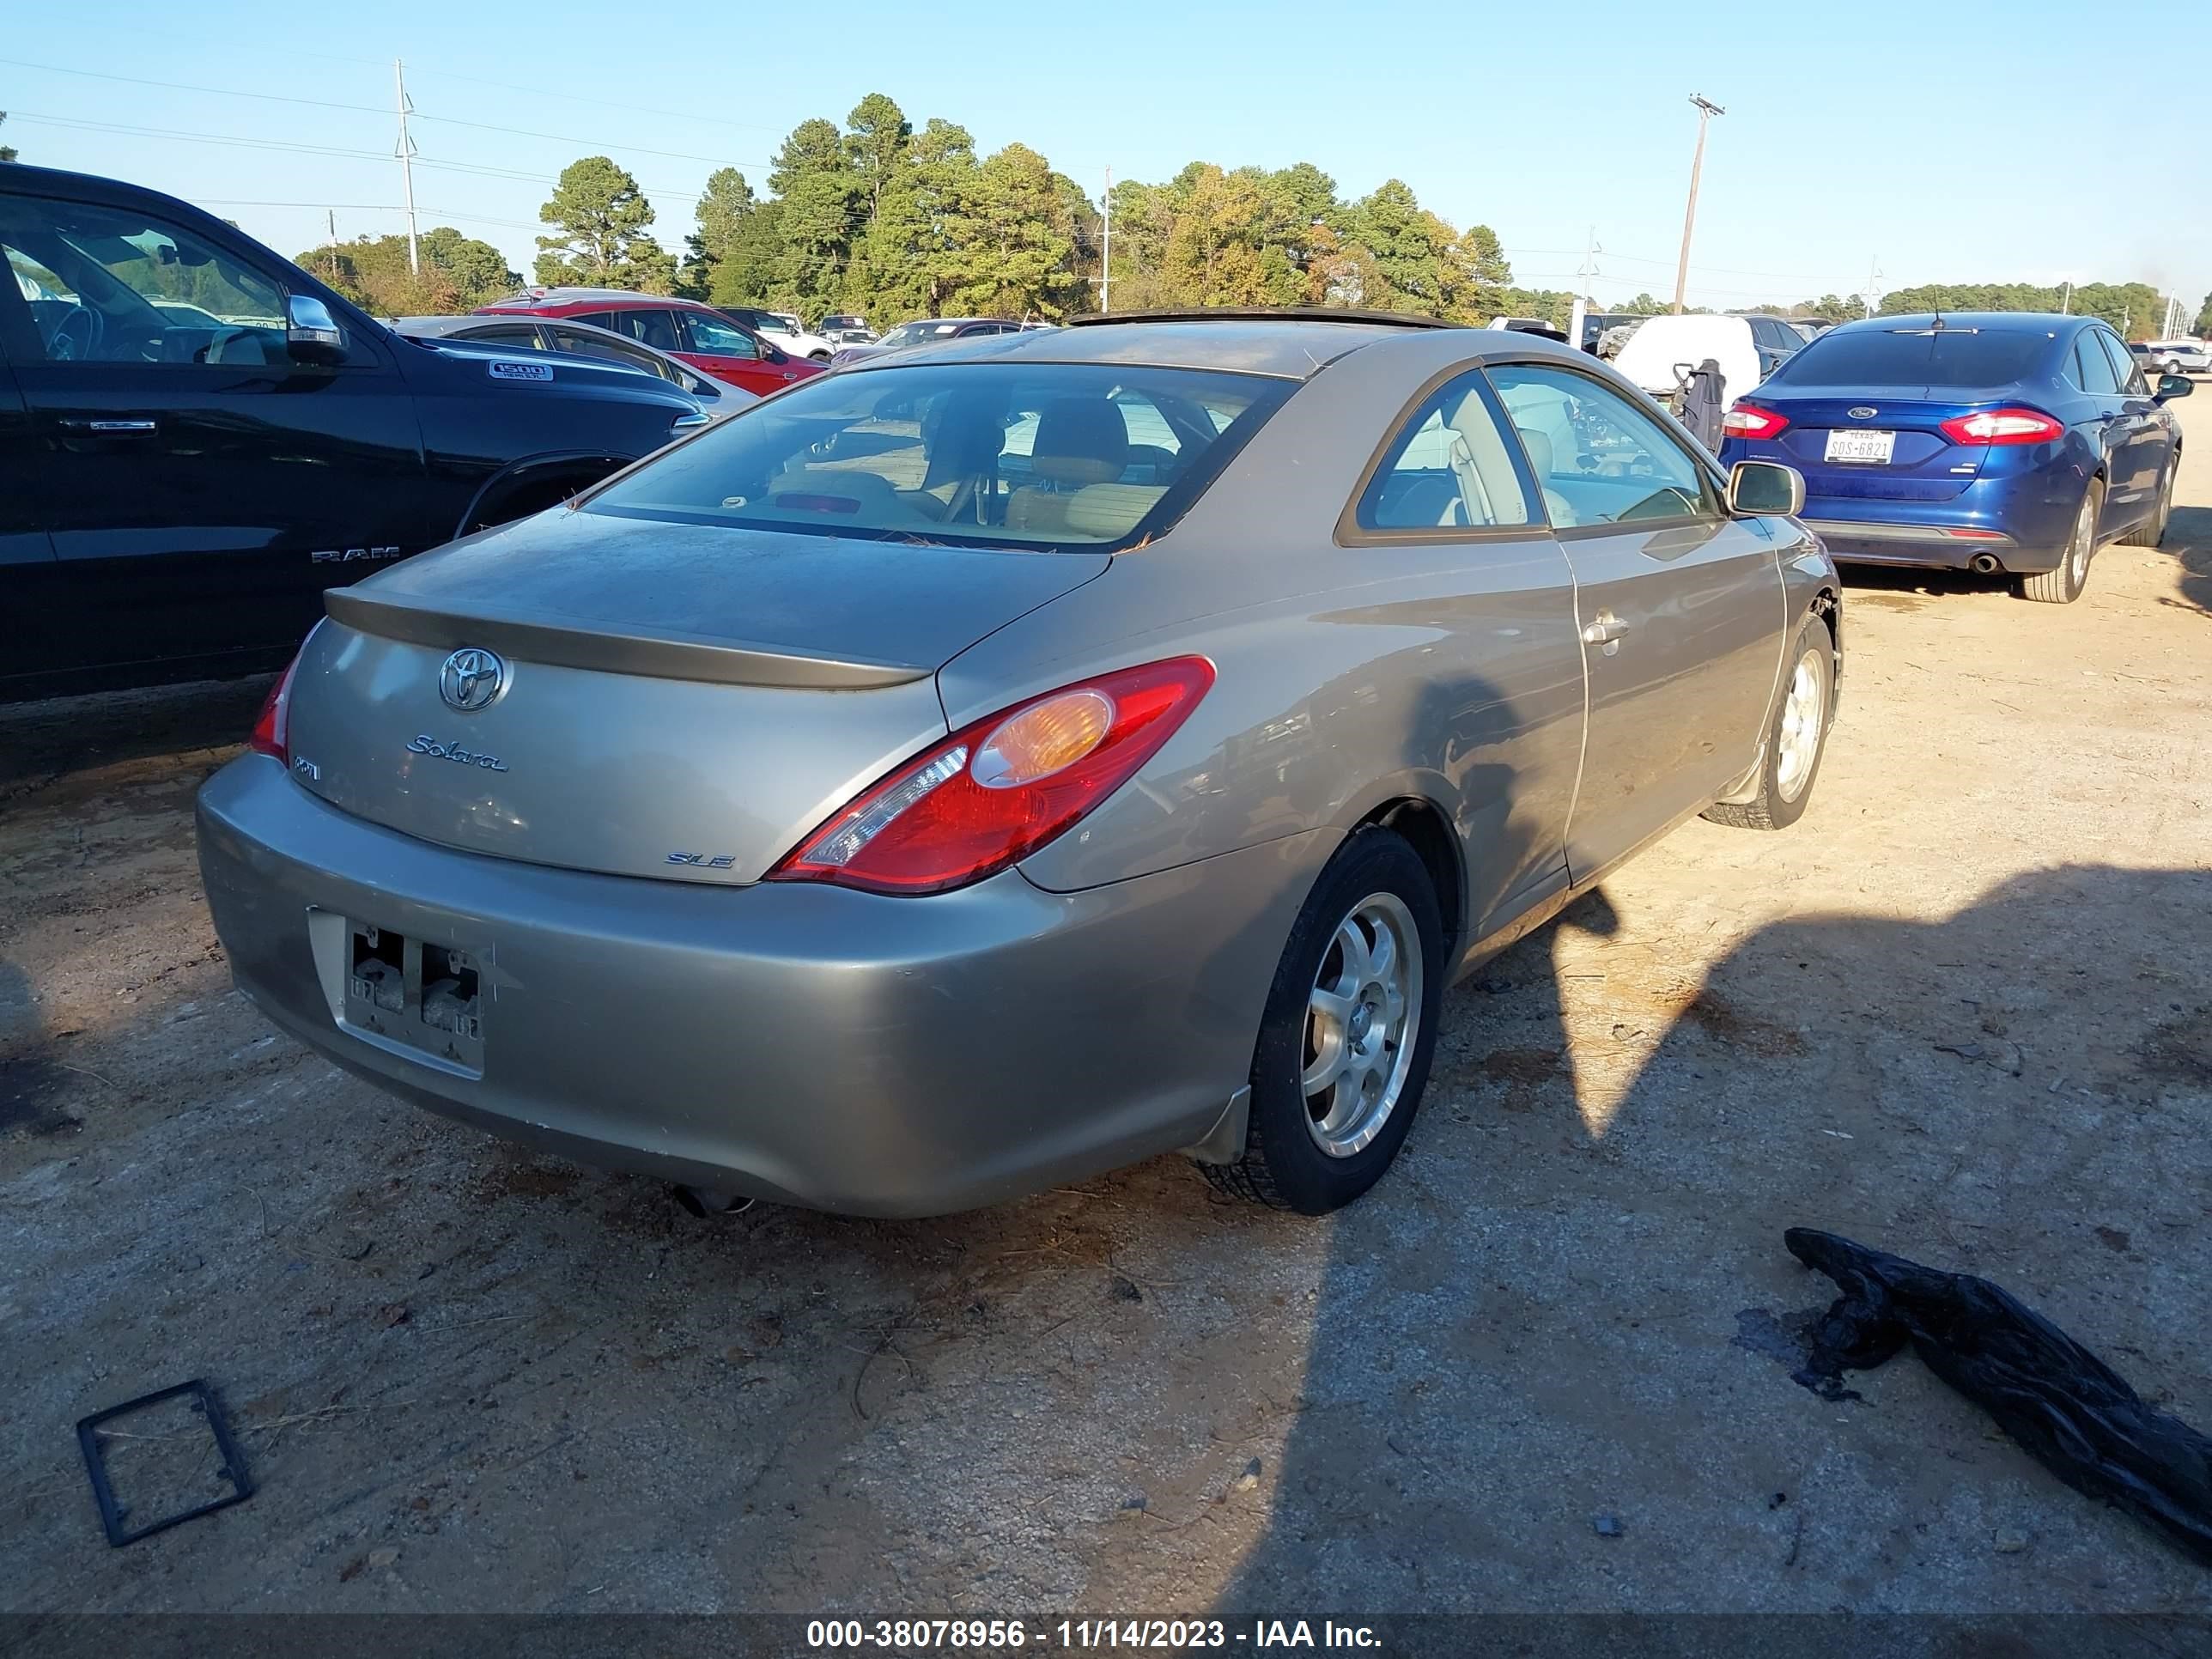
[0,164,714,701]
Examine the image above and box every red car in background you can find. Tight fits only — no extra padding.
[473,288,824,398]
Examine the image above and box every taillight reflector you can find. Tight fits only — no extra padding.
[247,655,301,763]
[1939,407,2063,446]
[769,657,1217,896]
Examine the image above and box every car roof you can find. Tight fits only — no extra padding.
[1826,311,2084,334]
[860,313,1602,380]
[481,289,711,313]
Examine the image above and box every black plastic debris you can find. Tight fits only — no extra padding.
[1786,1227,2212,1565]
[76,1378,252,1547]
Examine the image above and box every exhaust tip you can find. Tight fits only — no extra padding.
[672,1184,756,1218]
[1968,553,2002,574]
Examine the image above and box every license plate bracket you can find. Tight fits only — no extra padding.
[343,921,486,1073]
[1824,428,1896,465]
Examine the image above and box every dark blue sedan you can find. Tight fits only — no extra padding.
[1717,313,2189,603]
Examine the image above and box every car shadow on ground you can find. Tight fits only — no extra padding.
[2160,504,2211,617]
[1215,862,2212,1617]
[0,675,272,793]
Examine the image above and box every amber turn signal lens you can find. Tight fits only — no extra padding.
[971,690,1115,789]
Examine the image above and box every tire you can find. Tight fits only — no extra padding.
[2121,464,2174,547]
[809,350,832,362]
[1201,827,1445,1214]
[1702,611,1836,832]
[2018,480,2100,603]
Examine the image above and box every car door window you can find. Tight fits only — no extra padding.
[678,312,759,360]
[2073,332,2121,395]
[2097,331,2148,395]
[0,197,285,367]
[1352,368,1534,532]
[592,307,674,353]
[1487,363,1721,530]
[549,325,675,382]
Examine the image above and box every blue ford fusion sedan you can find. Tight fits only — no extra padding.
[1717,313,2189,603]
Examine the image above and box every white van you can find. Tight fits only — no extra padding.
[1611,314,1803,409]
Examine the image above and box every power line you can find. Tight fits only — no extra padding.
[5,112,706,198]
[0,58,774,170]
[287,49,790,136]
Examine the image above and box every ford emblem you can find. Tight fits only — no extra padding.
[439,647,507,712]
[1847,405,1878,420]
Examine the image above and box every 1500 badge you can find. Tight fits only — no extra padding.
[409,735,508,771]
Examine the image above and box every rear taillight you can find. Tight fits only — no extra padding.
[246,655,301,763]
[1940,407,2063,446]
[1722,404,1790,441]
[769,656,1217,896]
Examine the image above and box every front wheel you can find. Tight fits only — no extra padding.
[1703,611,1836,831]
[1201,828,1445,1213]
[2018,480,2100,603]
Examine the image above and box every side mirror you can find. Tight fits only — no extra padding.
[2155,374,2194,403]
[1728,459,1805,518]
[285,294,347,366]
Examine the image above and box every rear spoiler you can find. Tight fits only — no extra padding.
[323,587,933,690]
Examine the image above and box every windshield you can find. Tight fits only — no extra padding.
[587,361,1292,551]
[1769,325,2059,388]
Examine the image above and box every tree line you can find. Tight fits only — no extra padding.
[258,92,2212,340]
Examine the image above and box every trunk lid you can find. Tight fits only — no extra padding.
[285,507,1107,884]
[1753,389,1990,502]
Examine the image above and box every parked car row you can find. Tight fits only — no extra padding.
[5,160,2191,1223]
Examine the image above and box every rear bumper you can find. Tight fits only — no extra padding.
[197,757,1330,1217]
[1799,477,2077,573]
[1801,519,2027,571]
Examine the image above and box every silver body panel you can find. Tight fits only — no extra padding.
[199,319,1841,1215]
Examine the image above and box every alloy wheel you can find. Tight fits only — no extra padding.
[1775,645,1828,804]
[1303,893,1424,1158]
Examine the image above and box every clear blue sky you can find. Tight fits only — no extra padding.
[5,0,2206,316]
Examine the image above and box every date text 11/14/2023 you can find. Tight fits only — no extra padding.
[805,1620,1383,1650]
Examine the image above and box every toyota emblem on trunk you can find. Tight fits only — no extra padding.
[439,647,507,712]
[1847,405,1878,419]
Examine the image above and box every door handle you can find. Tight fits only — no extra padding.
[59,418,158,434]
[1582,611,1632,646]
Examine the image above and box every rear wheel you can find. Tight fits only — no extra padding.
[1704,611,1835,831]
[1201,828,1444,1214]
[2121,464,2175,548]
[2018,481,2100,603]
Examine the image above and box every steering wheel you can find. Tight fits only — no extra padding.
[48,307,100,362]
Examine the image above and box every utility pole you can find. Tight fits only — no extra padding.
[1100,166,1111,314]
[1861,255,1883,320]
[393,58,420,276]
[1671,94,1723,315]
[325,208,338,283]
[2060,279,2071,315]
[1569,226,1601,351]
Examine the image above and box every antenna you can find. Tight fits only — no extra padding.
[394,58,420,277]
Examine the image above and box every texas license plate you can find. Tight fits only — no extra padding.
[1825,428,1896,465]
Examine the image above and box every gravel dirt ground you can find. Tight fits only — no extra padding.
[3,400,2210,1621]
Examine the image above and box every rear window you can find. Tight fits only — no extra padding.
[586,362,1293,550]
[1769,325,2057,388]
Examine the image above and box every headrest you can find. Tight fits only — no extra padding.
[1516,426,1553,479]
[1030,399,1128,487]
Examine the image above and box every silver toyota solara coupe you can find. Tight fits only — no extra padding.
[197,312,1840,1217]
